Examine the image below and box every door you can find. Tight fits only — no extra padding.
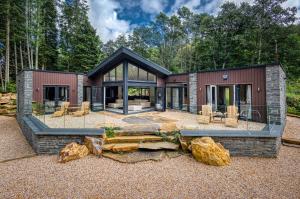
[210,85,217,111]
[172,88,180,109]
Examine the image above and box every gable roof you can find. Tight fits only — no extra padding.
[88,47,172,78]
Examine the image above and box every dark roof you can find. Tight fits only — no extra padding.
[88,47,172,77]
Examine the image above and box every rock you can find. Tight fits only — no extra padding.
[105,135,163,144]
[103,151,165,163]
[0,98,10,104]
[102,151,181,163]
[138,142,179,150]
[3,104,16,110]
[179,138,189,152]
[191,137,230,166]
[103,143,139,152]
[10,94,16,100]
[159,122,178,132]
[58,142,89,163]
[84,136,104,156]
[0,109,9,115]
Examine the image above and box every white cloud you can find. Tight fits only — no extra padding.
[170,0,298,16]
[88,0,132,42]
[140,0,168,14]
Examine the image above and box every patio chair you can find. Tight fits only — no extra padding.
[224,106,239,128]
[224,106,239,121]
[52,102,70,117]
[72,101,90,117]
[197,105,214,124]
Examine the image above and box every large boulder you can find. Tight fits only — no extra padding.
[58,142,89,163]
[84,136,104,156]
[190,137,230,166]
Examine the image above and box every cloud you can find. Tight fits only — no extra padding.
[87,0,132,42]
[140,0,168,14]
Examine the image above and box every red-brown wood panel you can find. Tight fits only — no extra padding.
[166,74,188,83]
[32,71,78,105]
[197,67,266,121]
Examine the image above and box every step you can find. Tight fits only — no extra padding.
[139,142,179,150]
[103,143,139,152]
[105,135,163,144]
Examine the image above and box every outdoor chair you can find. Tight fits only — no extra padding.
[197,105,214,124]
[224,106,239,121]
[72,101,90,117]
[52,102,70,117]
[224,105,239,128]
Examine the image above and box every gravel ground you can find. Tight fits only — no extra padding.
[0,146,299,199]
[36,110,266,131]
[283,116,300,140]
[0,116,35,162]
[0,116,299,198]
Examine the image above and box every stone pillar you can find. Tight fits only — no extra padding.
[77,74,84,105]
[189,73,198,114]
[266,65,286,125]
[16,71,33,123]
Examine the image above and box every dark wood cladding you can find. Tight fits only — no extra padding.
[84,74,102,87]
[197,67,267,121]
[32,71,78,105]
[166,74,188,83]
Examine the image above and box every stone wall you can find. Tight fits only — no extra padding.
[20,116,103,154]
[16,71,33,124]
[189,73,198,113]
[181,136,281,157]
[266,65,286,125]
[77,74,84,105]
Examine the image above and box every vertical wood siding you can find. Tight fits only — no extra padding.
[166,74,189,83]
[197,67,266,121]
[32,71,78,105]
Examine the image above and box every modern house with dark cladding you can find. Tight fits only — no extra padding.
[20,47,286,125]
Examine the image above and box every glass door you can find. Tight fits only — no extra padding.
[210,85,217,111]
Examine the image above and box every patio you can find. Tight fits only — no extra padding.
[35,110,266,131]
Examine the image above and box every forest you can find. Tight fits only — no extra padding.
[0,0,299,114]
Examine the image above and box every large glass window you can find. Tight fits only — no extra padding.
[128,63,139,80]
[148,73,156,82]
[44,86,69,106]
[103,63,157,82]
[116,64,123,81]
[138,68,147,81]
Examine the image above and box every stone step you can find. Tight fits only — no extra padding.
[103,141,179,152]
[103,143,139,152]
[139,142,179,150]
[105,135,163,144]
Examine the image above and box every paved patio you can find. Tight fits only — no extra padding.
[35,110,266,131]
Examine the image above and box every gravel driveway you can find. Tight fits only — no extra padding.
[0,116,299,198]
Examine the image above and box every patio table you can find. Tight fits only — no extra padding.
[213,111,225,122]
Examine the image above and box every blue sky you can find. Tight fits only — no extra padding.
[87,0,300,43]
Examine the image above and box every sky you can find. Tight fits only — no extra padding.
[87,0,300,43]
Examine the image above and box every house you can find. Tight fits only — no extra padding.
[18,47,286,124]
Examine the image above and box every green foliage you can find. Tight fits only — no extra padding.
[104,126,121,138]
[0,82,16,93]
[287,80,300,115]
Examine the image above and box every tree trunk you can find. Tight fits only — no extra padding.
[35,0,40,70]
[14,41,18,76]
[26,0,32,69]
[20,41,24,70]
[5,6,10,91]
[0,66,4,91]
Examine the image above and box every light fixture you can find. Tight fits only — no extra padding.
[257,87,260,92]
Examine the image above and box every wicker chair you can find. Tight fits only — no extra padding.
[72,101,90,117]
[52,102,70,117]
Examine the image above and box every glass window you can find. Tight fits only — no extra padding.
[128,63,138,80]
[148,72,156,82]
[104,72,110,81]
[139,68,148,81]
[45,87,55,101]
[116,64,123,81]
[58,87,68,101]
[109,68,116,81]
